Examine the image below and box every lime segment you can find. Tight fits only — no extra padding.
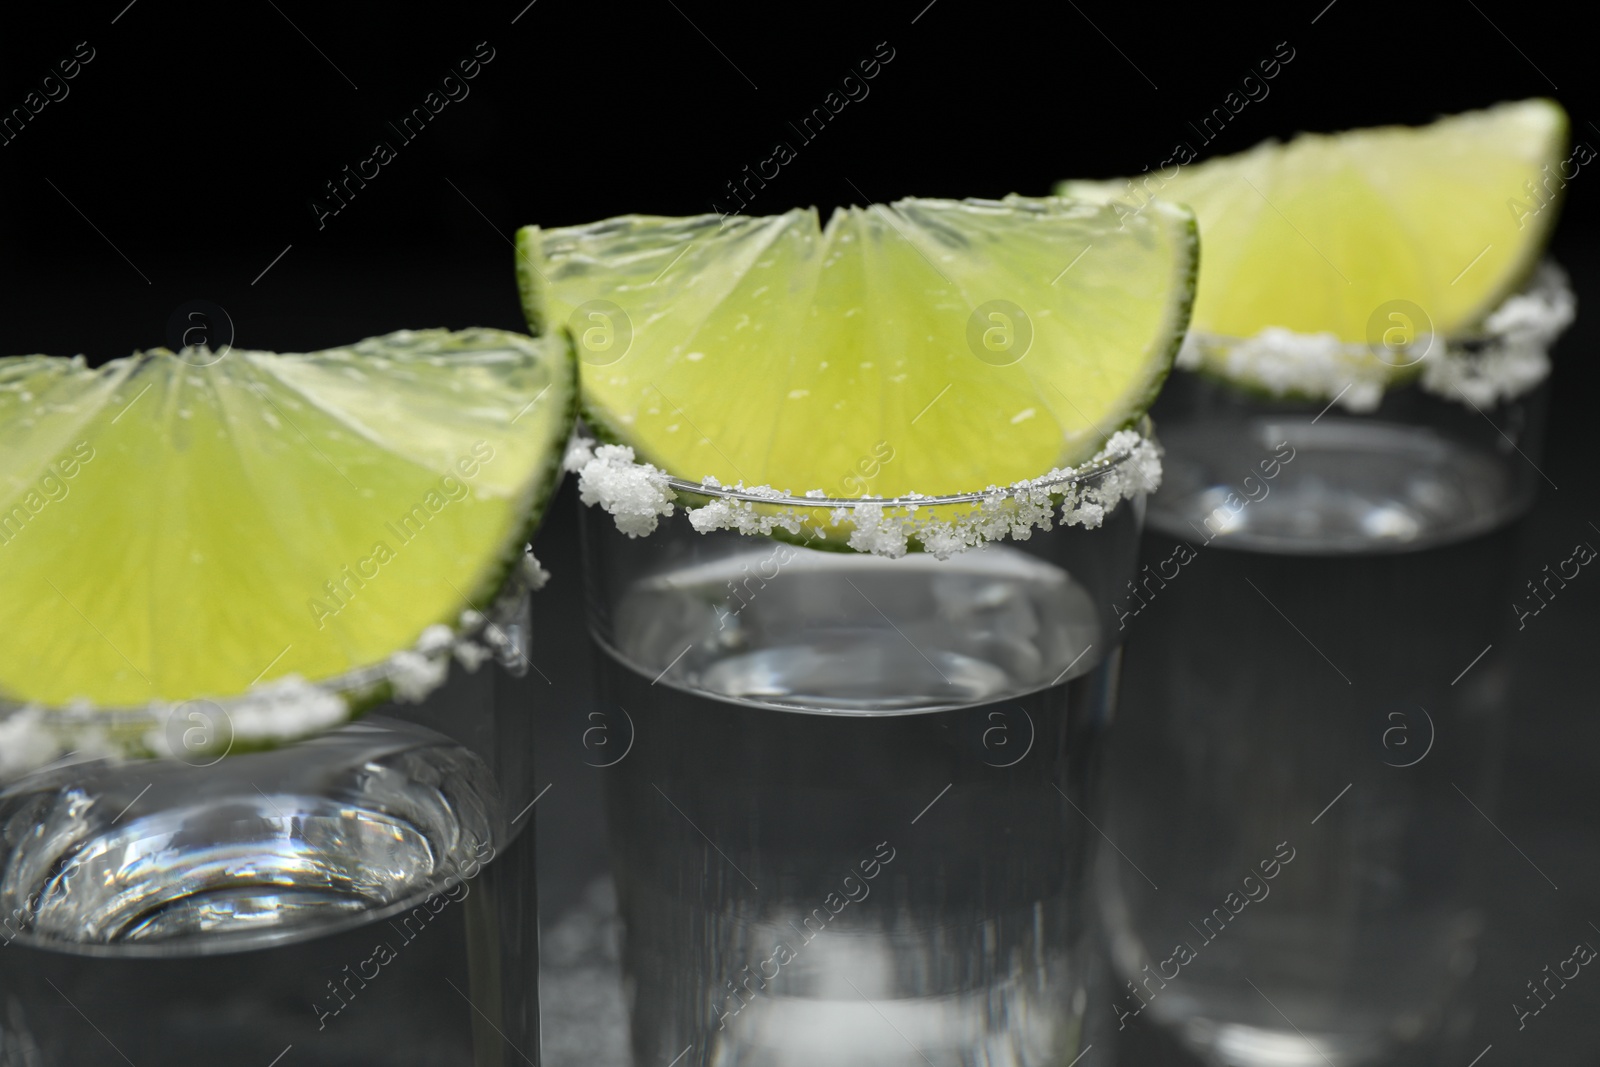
[0,329,574,711]
[1060,99,1569,348]
[518,195,1197,498]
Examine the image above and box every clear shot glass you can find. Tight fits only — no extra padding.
[0,586,541,1067]
[1096,268,1571,1066]
[577,434,1153,1067]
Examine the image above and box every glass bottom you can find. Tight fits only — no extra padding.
[3,719,495,953]
[0,714,535,1066]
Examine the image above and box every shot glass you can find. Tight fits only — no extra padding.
[0,584,541,1067]
[577,433,1154,1066]
[1097,267,1572,1065]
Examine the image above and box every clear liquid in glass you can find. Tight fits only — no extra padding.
[1101,409,1526,1067]
[598,545,1112,1067]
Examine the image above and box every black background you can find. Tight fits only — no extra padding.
[4,2,1598,1064]
[1,0,1594,361]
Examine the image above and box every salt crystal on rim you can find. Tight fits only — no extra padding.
[0,708,58,779]
[572,428,1162,560]
[567,439,676,538]
[225,676,348,740]
[1181,262,1573,410]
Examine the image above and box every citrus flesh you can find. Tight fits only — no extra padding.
[0,329,574,710]
[1060,99,1568,356]
[518,196,1196,498]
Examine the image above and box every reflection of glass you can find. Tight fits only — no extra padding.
[0,596,539,1066]
[1101,373,1549,1066]
[582,450,1150,1066]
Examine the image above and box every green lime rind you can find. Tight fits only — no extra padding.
[516,225,647,468]
[1110,198,1198,433]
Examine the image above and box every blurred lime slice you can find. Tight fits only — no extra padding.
[1060,99,1568,387]
[0,328,574,722]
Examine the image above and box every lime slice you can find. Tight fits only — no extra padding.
[517,196,1196,498]
[0,329,574,719]
[1059,99,1568,382]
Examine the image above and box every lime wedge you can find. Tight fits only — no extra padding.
[1060,99,1568,362]
[0,329,574,715]
[517,196,1196,498]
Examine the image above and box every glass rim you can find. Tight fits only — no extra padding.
[656,416,1155,510]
